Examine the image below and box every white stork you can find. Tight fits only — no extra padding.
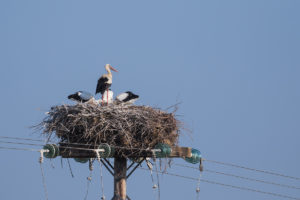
[95,64,118,105]
[68,91,94,103]
[68,90,102,105]
[102,89,114,105]
[115,91,139,105]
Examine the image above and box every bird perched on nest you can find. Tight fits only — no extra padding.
[68,90,114,105]
[96,64,118,105]
[115,91,139,105]
[68,91,94,103]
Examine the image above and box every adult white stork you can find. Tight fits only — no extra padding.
[68,91,94,103]
[115,91,139,105]
[95,64,118,105]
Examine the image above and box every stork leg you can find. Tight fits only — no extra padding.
[107,89,109,105]
[101,95,104,106]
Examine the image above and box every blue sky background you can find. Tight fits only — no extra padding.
[0,0,299,199]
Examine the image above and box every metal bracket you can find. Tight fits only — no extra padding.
[126,158,145,179]
[104,158,114,170]
[101,159,114,176]
[127,161,135,171]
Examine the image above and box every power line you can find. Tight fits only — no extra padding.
[0,136,48,143]
[1,137,300,200]
[0,140,104,152]
[174,163,300,190]
[204,159,300,181]
[0,140,44,147]
[0,136,173,157]
[2,135,300,183]
[139,168,300,200]
[0,136,155,152]
[0,146,42,152]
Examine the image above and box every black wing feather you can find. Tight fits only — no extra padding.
[123,91,139,102]
[96,77,110,94]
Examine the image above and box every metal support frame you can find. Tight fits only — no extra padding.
[101,159,114,176]
[126,158,145,179]
[126,161,136,171]
[104,158,114,170]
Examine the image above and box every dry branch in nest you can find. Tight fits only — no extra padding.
[38,103,180,157]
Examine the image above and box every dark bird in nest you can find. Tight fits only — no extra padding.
[68,91,94,103]
[96,64,118,105]
[115,91,139,105]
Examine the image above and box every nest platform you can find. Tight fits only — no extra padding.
[39,103,180,157]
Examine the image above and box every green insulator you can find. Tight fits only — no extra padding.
[154,143,172,158]
[54,144,60,157]
[74,158,89,163]
[109,146,115,157]
[43,144,58,158]
[98,143,111,158]
[184,148,201,164]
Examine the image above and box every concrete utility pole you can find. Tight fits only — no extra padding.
[112,157,127,200]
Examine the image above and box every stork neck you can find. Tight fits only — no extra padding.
[105,66,112,77]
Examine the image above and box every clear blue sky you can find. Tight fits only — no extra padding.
[0,0,299,199]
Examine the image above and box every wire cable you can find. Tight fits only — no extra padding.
[0,136,160,152]
[0,146,43,152]
[139,168,300,200]
[0,135,48,143]
[0,140,44,147]
[0,140,106,152]
[174,163,300,190]
[203,159,300,181]
[2,135,300,182]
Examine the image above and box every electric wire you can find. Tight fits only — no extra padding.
[0,140,105,152]
[84,170,93,200]
[2,135,300,184]
[0,136,160,152]
[2,137,300,200]
[40,162,49,200]
[0,146,43,152]
[174,163,300,190]
[0,140,44,147]
[0,136,48,143]
[152,152,160,200]
[196,170,202,200]
[204,159,300,181]
[67,158,75,178]
[139,167,300,200]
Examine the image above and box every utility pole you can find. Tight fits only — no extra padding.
[112,157,127,200]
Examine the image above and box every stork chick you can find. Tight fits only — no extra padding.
[115,91,139,105]
[68,91,94,103]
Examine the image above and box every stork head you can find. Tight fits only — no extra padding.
[105,64,118,72]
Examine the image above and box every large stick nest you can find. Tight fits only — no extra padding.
[39,103,180,156]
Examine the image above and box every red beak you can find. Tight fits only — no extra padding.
[110,66,118,72]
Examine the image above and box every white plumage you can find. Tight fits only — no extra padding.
[115,91,139,105]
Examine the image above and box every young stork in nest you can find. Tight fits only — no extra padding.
[115,91,139,105]
[68,90,113,105]
[95,64,118,105]
[68,91,94,103]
